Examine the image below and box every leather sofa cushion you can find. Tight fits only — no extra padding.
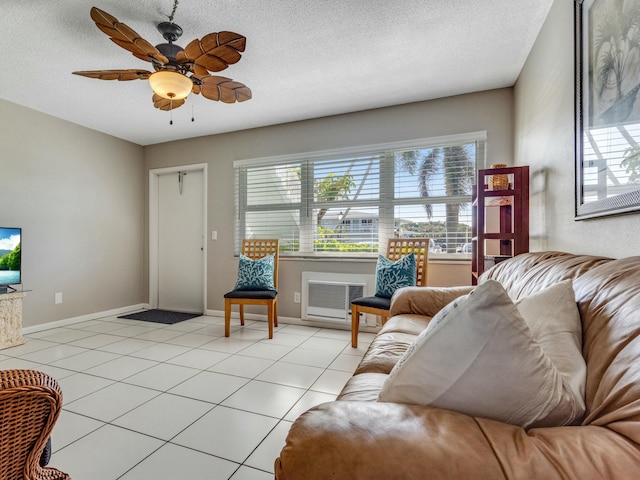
[378,313,432,336]
[354,330,421,375]
[338,373,388,401]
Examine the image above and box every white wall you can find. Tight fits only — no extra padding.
[514,0,640,257]
[0,99,145,328]
[145,88,514,318]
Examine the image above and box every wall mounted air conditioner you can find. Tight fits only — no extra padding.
[302,271,375,324]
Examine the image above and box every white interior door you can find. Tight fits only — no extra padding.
[157,169,204,313]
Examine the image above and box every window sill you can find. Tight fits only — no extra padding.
[278,254,472,263]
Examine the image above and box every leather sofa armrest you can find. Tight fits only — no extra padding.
[275,401,503,480]
[275,401,640,480]
[389,285,474,317]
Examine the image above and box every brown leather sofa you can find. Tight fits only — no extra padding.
[275,251,640,479]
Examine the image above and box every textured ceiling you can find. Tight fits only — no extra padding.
[2,1,554,146]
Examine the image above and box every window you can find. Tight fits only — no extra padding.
[234,133,486,257]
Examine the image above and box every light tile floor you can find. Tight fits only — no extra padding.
[0,314,375,480]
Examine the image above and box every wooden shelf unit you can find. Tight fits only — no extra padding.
[472,166,529,284]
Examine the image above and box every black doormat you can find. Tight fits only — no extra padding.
[118,309,202,324]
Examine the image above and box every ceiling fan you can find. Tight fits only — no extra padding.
[73,4,251,111]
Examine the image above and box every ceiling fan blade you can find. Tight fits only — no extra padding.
[152,94,185,111]
[90,7,169,65]
[192,64,210,77]
[176,32,246,73]
[72,69,151,81]
[196,75,252,103]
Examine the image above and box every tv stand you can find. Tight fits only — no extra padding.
[0,291,26,349]
[0,285,17,294]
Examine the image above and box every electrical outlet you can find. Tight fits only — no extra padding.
[54,292,63,304]
[294,292,301,303]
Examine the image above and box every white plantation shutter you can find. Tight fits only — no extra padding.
[312,154,382,253]
[235,162,302,253]
[234,133,486,256]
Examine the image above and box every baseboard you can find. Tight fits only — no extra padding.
[23,305,379,335]
[22,303,149,334]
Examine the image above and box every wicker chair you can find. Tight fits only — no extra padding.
[0,369,70,480]
[350,238,430,347]
[224,239,279,339]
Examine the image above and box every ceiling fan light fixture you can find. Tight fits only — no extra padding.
[149,70,192,100]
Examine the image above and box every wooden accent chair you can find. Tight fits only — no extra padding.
[0,369,70,480]
[350,238,430,348]
[224,239,279,339]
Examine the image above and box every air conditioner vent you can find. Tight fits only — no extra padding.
[302,272,374,324]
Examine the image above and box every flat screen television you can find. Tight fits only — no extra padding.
[0,227,21,293]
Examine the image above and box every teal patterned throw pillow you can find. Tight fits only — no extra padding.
[375,253,416,298]
[233,254,276,291]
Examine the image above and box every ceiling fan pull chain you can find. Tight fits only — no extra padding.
[170,98,174,125]
[192,104,195,123]
[168,0,179,23]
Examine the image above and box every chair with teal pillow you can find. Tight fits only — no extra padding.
[224,239,279,339]
[350,238,429,347]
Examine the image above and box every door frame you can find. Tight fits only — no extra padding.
[149,163,208,311]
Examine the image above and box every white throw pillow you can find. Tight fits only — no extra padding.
[378,280,585,428]
[515,279,586,425]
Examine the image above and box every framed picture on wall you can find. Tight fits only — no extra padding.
[575,0,640,219]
